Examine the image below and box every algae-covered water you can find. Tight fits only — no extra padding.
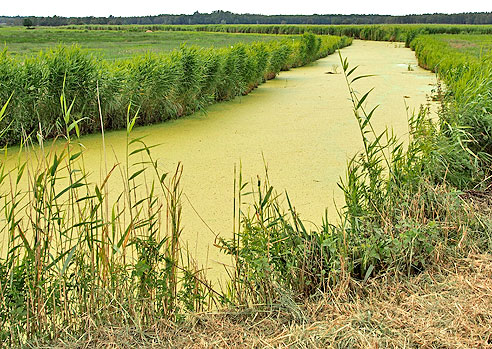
[5,40,437,276]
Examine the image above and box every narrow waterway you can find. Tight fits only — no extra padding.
[6,40,437,277]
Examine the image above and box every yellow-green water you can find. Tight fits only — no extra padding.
[4,40,437,279]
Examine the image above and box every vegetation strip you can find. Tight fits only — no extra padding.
[0,33,351,145]
[65,23,492,47]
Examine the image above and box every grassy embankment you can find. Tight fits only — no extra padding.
[0,31,354,346]
[0,31,351,146]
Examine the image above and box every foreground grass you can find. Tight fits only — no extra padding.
[43,254,492,348]
[0,27,298,60]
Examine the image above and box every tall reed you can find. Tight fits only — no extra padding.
[0,96,218,345]
[3,29,490,346]
[410,35,492,188]
[0,34,352,146]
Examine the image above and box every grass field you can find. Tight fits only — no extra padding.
[410,34,492,74]
[429,33,492,57]
[0,27,298,59]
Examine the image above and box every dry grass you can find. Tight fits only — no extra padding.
[448,41,479,50]
[41,253,492,349]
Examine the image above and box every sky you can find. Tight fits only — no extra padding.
[1,0,491,17]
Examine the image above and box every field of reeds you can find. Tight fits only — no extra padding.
[0,32,352,146]
[0,26,491,347]
[66,23,492,47]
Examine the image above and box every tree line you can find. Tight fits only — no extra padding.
[0,11,491,27]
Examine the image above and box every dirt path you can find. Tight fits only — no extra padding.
[7,40,437,276]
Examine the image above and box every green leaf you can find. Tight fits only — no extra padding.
[342,57,349,71]
[128,115,137,134]
[17,227,33,257]
[128,136,146,145]
[67,117,86,134]
[70,151,82,161]
[361,105,379,128]
[65,97,76,123]
[50,154,60,177]
[129,168,146,181]
[261,186,273,209]
[351,74,375,83]
[356,88,374,110]
[0,93,13,122]
[347,65,359,77]
[160,172,168,183]
[117,222,133,249]
[54,178,85,200]
[16,162,26,185]
[129,147,148,157]
[45,250,69,272]
[363,264,375,283]
[61,245,77,276]
[95,185,103,203]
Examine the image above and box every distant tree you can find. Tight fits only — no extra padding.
[7,11,492,27]
[23,18,33,28]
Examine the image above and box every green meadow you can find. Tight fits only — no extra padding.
[0,26,299,59]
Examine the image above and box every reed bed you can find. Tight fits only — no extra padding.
[410,34,492,187]
[0,33,352,146]
[66,23,492,47]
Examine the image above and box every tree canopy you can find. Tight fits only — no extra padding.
[1,11,491,27]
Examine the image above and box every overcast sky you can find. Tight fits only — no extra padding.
[2,0,491,17]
